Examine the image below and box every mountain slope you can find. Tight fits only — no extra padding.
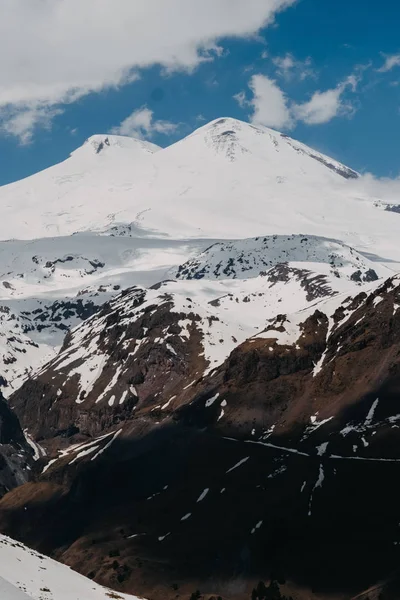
[0,577,31,600]
[0,535,140,600]
[0,232,214,395]
[174,234,386,282]
[0,134,159,240]
[0,230,385,397]
[4,275,400,599]
[8,233,387,447]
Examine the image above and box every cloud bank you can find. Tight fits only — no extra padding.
[0,0,296,142]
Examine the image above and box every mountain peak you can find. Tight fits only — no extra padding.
[191,116,257,138]
[70,133,161,159]
[192,116,278,140]
[181,116,266,162]
[182,117,358,179]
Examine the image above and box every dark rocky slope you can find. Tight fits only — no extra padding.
[3,277,400,598]
[0,394,32,497]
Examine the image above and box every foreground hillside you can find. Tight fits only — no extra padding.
[1,270,400,599]
[0,535,139,600]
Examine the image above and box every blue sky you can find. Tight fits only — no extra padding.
[0,0,400,185]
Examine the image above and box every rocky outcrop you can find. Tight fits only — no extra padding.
[174,234,385,284]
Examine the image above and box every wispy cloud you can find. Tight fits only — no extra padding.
[377,53,400,72]
[272,53,316,81]
[233,91,248,109]
[111,107,179,140]
[0,103,63,145]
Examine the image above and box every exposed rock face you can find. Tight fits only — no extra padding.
[0,395,32,497]
[3,276,400,598]
[10,286,208,446]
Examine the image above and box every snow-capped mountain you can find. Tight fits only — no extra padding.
[2,117,400,600]
[0,113,398,394]
[0,116,395,396]
[0,134,160,240]
[0,117,397,267]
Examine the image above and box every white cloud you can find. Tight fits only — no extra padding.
[377,54,400,73]
[235,73,359,130]
[111,107,178,139]
[293,88,345,124]
[0,0,297,140]
[272,53,315,80]
[293,78,357,125]
[245,74,293,129]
